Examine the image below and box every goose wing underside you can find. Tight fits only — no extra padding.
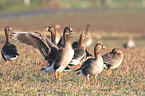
[12,32,59,60]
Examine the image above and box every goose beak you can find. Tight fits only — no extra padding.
[44,29,48,31]
[103,45,107,49]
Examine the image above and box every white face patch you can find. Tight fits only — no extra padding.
[70,28,73,31]
[9,27,12,31]
[47,27,49,30]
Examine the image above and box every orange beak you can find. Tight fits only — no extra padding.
[44,29,48,31]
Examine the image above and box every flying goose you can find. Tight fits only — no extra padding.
[76,43,107,83]
[1,26,19,65]
[102,48,123,76]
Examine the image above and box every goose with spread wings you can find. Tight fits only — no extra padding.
[12,27,73,65]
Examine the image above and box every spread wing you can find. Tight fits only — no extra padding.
[12,32,59,61]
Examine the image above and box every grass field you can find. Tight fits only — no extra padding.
[0,9,145,95]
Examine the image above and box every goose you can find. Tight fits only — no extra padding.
[123,34,136,48]
[102,48,123,76]
[85,24,92,47]
[12,27,74,80]
[44,26,57,45]
[72,24,92,48]
[75,43,107,83]
[64,33,92,71]
[12,27,73,66]
[69,33,86,67]
[44,25,60,45]
[1,26,19,65]
[41,27,74,80]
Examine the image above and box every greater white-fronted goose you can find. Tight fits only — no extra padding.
[12,27,73,65]
[76,43,107,83]
[44,26,57,45]
[41,27,74,80]
[102,48,123,76]
[69,33,86,67]
[1,26,19,65]
[123,34,136,48]
[44,25,60,45]
[12,27,74,80]
[85,24,92,47]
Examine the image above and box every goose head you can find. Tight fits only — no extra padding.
[63,27,74,37]
[44,26,55,33]
[94,42,107,58]
[5,26,13,43]
[111,48,123,59]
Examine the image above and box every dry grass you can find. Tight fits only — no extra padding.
[0,31,145,95]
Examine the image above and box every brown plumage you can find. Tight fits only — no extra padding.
[44,24,60,45]
[12,27,74,80]
[40,27,74,80]
[44,26,57,45]
[1,26,19,65]
[69,33,86,66]
[102,48,123,76]
[76,43,107,83]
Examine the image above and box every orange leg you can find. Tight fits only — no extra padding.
[55,72,57,79]
[94,75,97,83]
[87,75,90,83]
[58,72,62,80]
[13,61,15,65]
[107,69,111,76]
[78,64,81,68]
[78,62,83,68]
[5,61,7,65]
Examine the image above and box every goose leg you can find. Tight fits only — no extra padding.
[94,75,97,83]
[12,61,15,65]
[87,74,90,83]
[5,61,7,65]
[107,69,111,76]
[58,72,62,80]
[55,72,57,79]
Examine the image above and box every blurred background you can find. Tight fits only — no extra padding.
[0,0,145,48]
